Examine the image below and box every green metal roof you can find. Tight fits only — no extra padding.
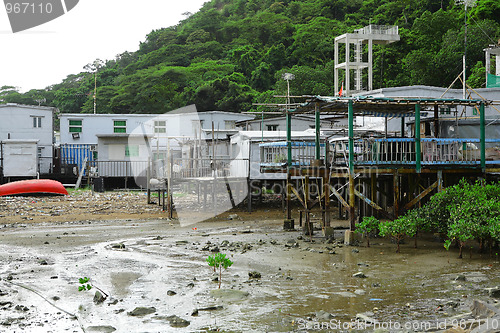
[292,95,489,117]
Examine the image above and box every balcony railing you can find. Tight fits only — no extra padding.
[331,138,500,167]
[260,141,326,168]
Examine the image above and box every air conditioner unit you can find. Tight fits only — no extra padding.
[72,133,80,139]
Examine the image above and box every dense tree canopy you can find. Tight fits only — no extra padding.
[1,0,499,114]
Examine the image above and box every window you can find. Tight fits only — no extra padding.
[154,120,166,133]
[125,145,139,157]
[114,120,126,133]
[69,119,82,133]
[153,152,167,160]
[32,116,42,128]
[267,124,278,131]
[225,120,236,130]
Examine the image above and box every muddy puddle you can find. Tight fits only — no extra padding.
[0,218,498,332]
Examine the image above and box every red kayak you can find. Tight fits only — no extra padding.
[0,179,68,196]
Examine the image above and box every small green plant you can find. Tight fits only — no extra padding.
[77,277,108,299]
[355,216,380,247]
[379,215,416,253]
[78,277,92,292]
[206,253,233,289]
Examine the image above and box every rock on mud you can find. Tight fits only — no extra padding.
[353,272,367,278]
[248,271,261,279]
[165,315,190,328]
[86,326,117,332]
[127,306,156,316]
[93,291,106,304]
[470,300,500,319]
[486,287,500,298]
[210,289,249,301]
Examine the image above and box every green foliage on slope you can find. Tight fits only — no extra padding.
[2,0,499,114]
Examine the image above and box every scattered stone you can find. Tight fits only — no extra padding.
[337,291,357,298]
[286,276,293,281]
[39,259,48,265]
[0,301,13,308]
[471,300,500,318]
[356,312,378,324]
[351,248,359,253]
[462,272,489,283]
[372,283,381,287]
[354,289,366,296]
[93,291,106,305]
[86,326,117,332]
[191,309,199,316]
[108,299,118,305]
[52,296,60,301]
[210,246,219,252]
[127,307,156,317]
[199,305,223,311]
[50,276,58,279]
[14,305,28,312]
[1,317,17,326]
[316,310,334,320]
[228,214,239,220]
[445,300,460,308]
[248,271,261,279]
[212,276,219,282]
[186,282,195,288]
[353,272,367,278]
[221,240,229,247]
[357,262,369,267]
[210,289,249,301]
[486,287,500,299]
[166,315,190,328]
[455,274,467,281]
[111,243,125,249]
[167,290,177,296]
[175,240,188,245]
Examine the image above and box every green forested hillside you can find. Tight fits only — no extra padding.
[1,0,499,114]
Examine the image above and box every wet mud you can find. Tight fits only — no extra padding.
[0,218,498,332]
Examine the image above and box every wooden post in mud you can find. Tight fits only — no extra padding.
[303,175,312,235]
[348,100,356,231]
[415,103,422,174]
[437,169,443,192]
[371,173,376,217]
[393,170,399,219]
[284,171,294,230]
[480,102,486,173]
[283,99,294,230]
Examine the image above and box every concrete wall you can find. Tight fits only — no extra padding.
[0,104,54,174]
[1,140,39,177]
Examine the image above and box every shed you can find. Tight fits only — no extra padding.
[1,139,39,177]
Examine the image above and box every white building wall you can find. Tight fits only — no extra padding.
[0,104,54,174]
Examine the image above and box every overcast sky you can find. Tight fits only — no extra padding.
[0,0,208,92]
